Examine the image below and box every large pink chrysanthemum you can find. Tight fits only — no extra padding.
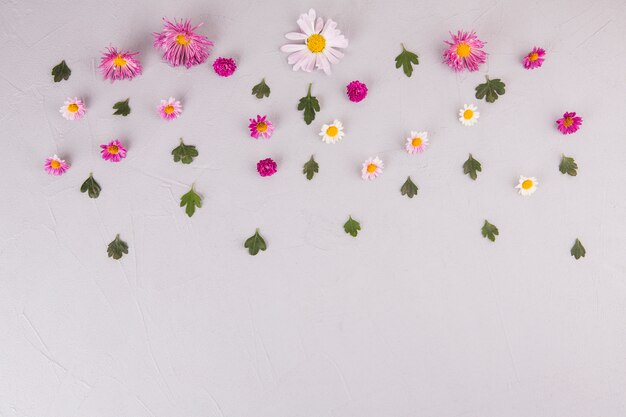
[153,18,214,68]
[556,112,583,135]
[248,115,274,139]
[100,139,127,162]
[99,47,142,81]
[443,30,487,72]
[44,155,70,176]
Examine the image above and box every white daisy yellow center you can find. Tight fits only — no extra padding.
[307,34,326,53]
[50,160,61,168]
[326,126,338,137]
[176,34,190,45]
[113,55,127,67]
[256,122,268,133]
[528,52,539,62]
[463,109,474,120]
[411,137,422,147]
[67,103,79,113]
[521,179,533,190]
[108,145,119,154]
[456,43,471,57]
[366,163,377,173]
[164,105,175,114]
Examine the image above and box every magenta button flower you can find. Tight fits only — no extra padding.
[443,30,487,72]
[213,57,237,77]
[100,139,127,162]
[44,155,70,176]
[248,115,274,139]
[346,80,368,102]
[523,47,545,70]
[257,158,277,177]
[153,18,213,68]
[99,47,142,81]
[158,97,182,121]
[556,112,583,135]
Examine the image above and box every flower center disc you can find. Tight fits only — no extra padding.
[68,103,79,113]
[463,109,473,120]
[522,180,533,190]
[528,52,539,62]
[367,164,377,173]
[176,34,190,45]
[108,145,119,154]
[113,55,127,66]
[164,105,175,114]
[563,117,573,127]
[256,122,268,132]
[456,43,471,57]
[307,34,326,53]
[411,137,422,147]
[326,126,338,137]
[50,160,60,168]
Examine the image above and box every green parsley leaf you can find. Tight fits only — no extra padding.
[475,76,506,103]
[244,228,267,256]
[172,138,199,164]
[112,98,131,116]
[80,173,101,199]
[559,154,578,176]
[252,78,270,99]
[400,176,418,198]
[463,153,482,180]
[571,238,586,260]
[107,234,129,260]
[302,155,319,180]
[51,60,71,82]
[343,216,361,237]
[180,185,202,217]
[481,220,499,242]
[395,43,419,77]
[297,83,320,125]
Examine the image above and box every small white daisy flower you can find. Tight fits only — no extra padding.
[459,104,479,126]
[515,175,539,196]
[319,120,344,144]
[60,97,86,121]
[405,131,429,154]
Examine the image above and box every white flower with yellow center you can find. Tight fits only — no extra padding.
[59,97,86,121]
[319,120,344,144]
[280,9,349,75]
[459,104,479,126]
[515,175,539,196]
[405,131,429,154]
[361,157,384,180]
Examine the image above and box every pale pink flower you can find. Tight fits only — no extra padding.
[346,80,368,102]
[443,30,487,72]
[556,111,582,135]
[100,139,127,162]
[153,18,213,68]
[99,47,142,81]
[44,155,69,176]
[361,156,383,180]
[213,57,237,77]
[405,131,429,154]
[248,115,274,139]
[523,47,545,70]
[60,97,86,120]
[257,158,277,177]
[158,97,182,121]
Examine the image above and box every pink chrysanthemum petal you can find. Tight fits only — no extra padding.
[44,155,70,176]
[153,17,214,68]
[257,158,277,177]
[248,115,274,139]
[99,47,142,81]
[346,80,368,102]
[100,139,128,162]
[556,111,583,135]
[442,30,487,72]
[213,57,237,77]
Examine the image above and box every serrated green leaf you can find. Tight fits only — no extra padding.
[559,154,578,176]
[112,98,131,116]
[395,43,419,77]
[303,155,319,180]
[463,153,482,180]
[475,76,506,103]
[252,78,270,99]
[51,60,71,82]
[297,83,320,125]
[107,234,128,260]
[400,176,418,198]
[343,216,361,237]
[180,185,202,217]
[481,220,499,242]
[80,173,101,198]
[571,238,586,260]
[171,138,199,164]
[244,228,267,255]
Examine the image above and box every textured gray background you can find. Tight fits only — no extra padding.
[1,0,626,415]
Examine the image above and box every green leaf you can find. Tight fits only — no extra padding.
[463,154,482,180]
[112,98,131,116]
[297,83,320,125]
[400,176,418,198]
[395,43,419,77]
[481,220,499,242]
[571,238,586,260]
[51,60,71,82]
[252,78,270,99]
[171,138,199,164]
[244,228,267,256]
[302,155,319,180]
[343,216,361,237]
[559,154,578,176]
[80,173,101,199]
[107,234,129,260]
[180,185,202,217]
[475,76,506,103]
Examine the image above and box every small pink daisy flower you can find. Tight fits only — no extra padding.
[44,155,70,176]
[60,97,86,121]
[213,57,237,77]
[405,131,429,154]
[361,156,383,180]
[523,47,545,70]
[257,158,277,177]
[99,47,142,81]
[248,115,274,139]
[158,97,182,121]
[346,80,368,102]
[153,17,214,68]
[443,30,487,72]
[100,139,127,162]
[556,111,583,135]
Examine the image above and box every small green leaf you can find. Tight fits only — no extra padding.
[252,78,270,99]
[112,98,131,116]
[303,155,319,180]
[481,220,499,242]
[297,83,320,125]
[171,138,199,164]
[80,173,101,199]
[475,76,506,103]
[343,216,361,237]
[463,154,482,180]
[395,43,419,77]
[107,234,129,260]
[180,185,202,217]
[244,228,267,256]
[559,154,578,176]
[571,238,586,260]
[51,60,71,82]
[400,176,418,198]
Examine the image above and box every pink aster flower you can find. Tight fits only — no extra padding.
[99,47,142,81]
[60,97,86,121]
[361,156,383,180]
[443,30,487,72]
[100,139,127,162]
[556,111,583,135]
[153,18,213,68]
[158,97,182,121]
[213,57,237,77]
[523,47,545,70]
[257,158,277,177]
[346,80,368,102]
[405,131,429,154]
[44,155,70,176]
[248,115,274,139]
